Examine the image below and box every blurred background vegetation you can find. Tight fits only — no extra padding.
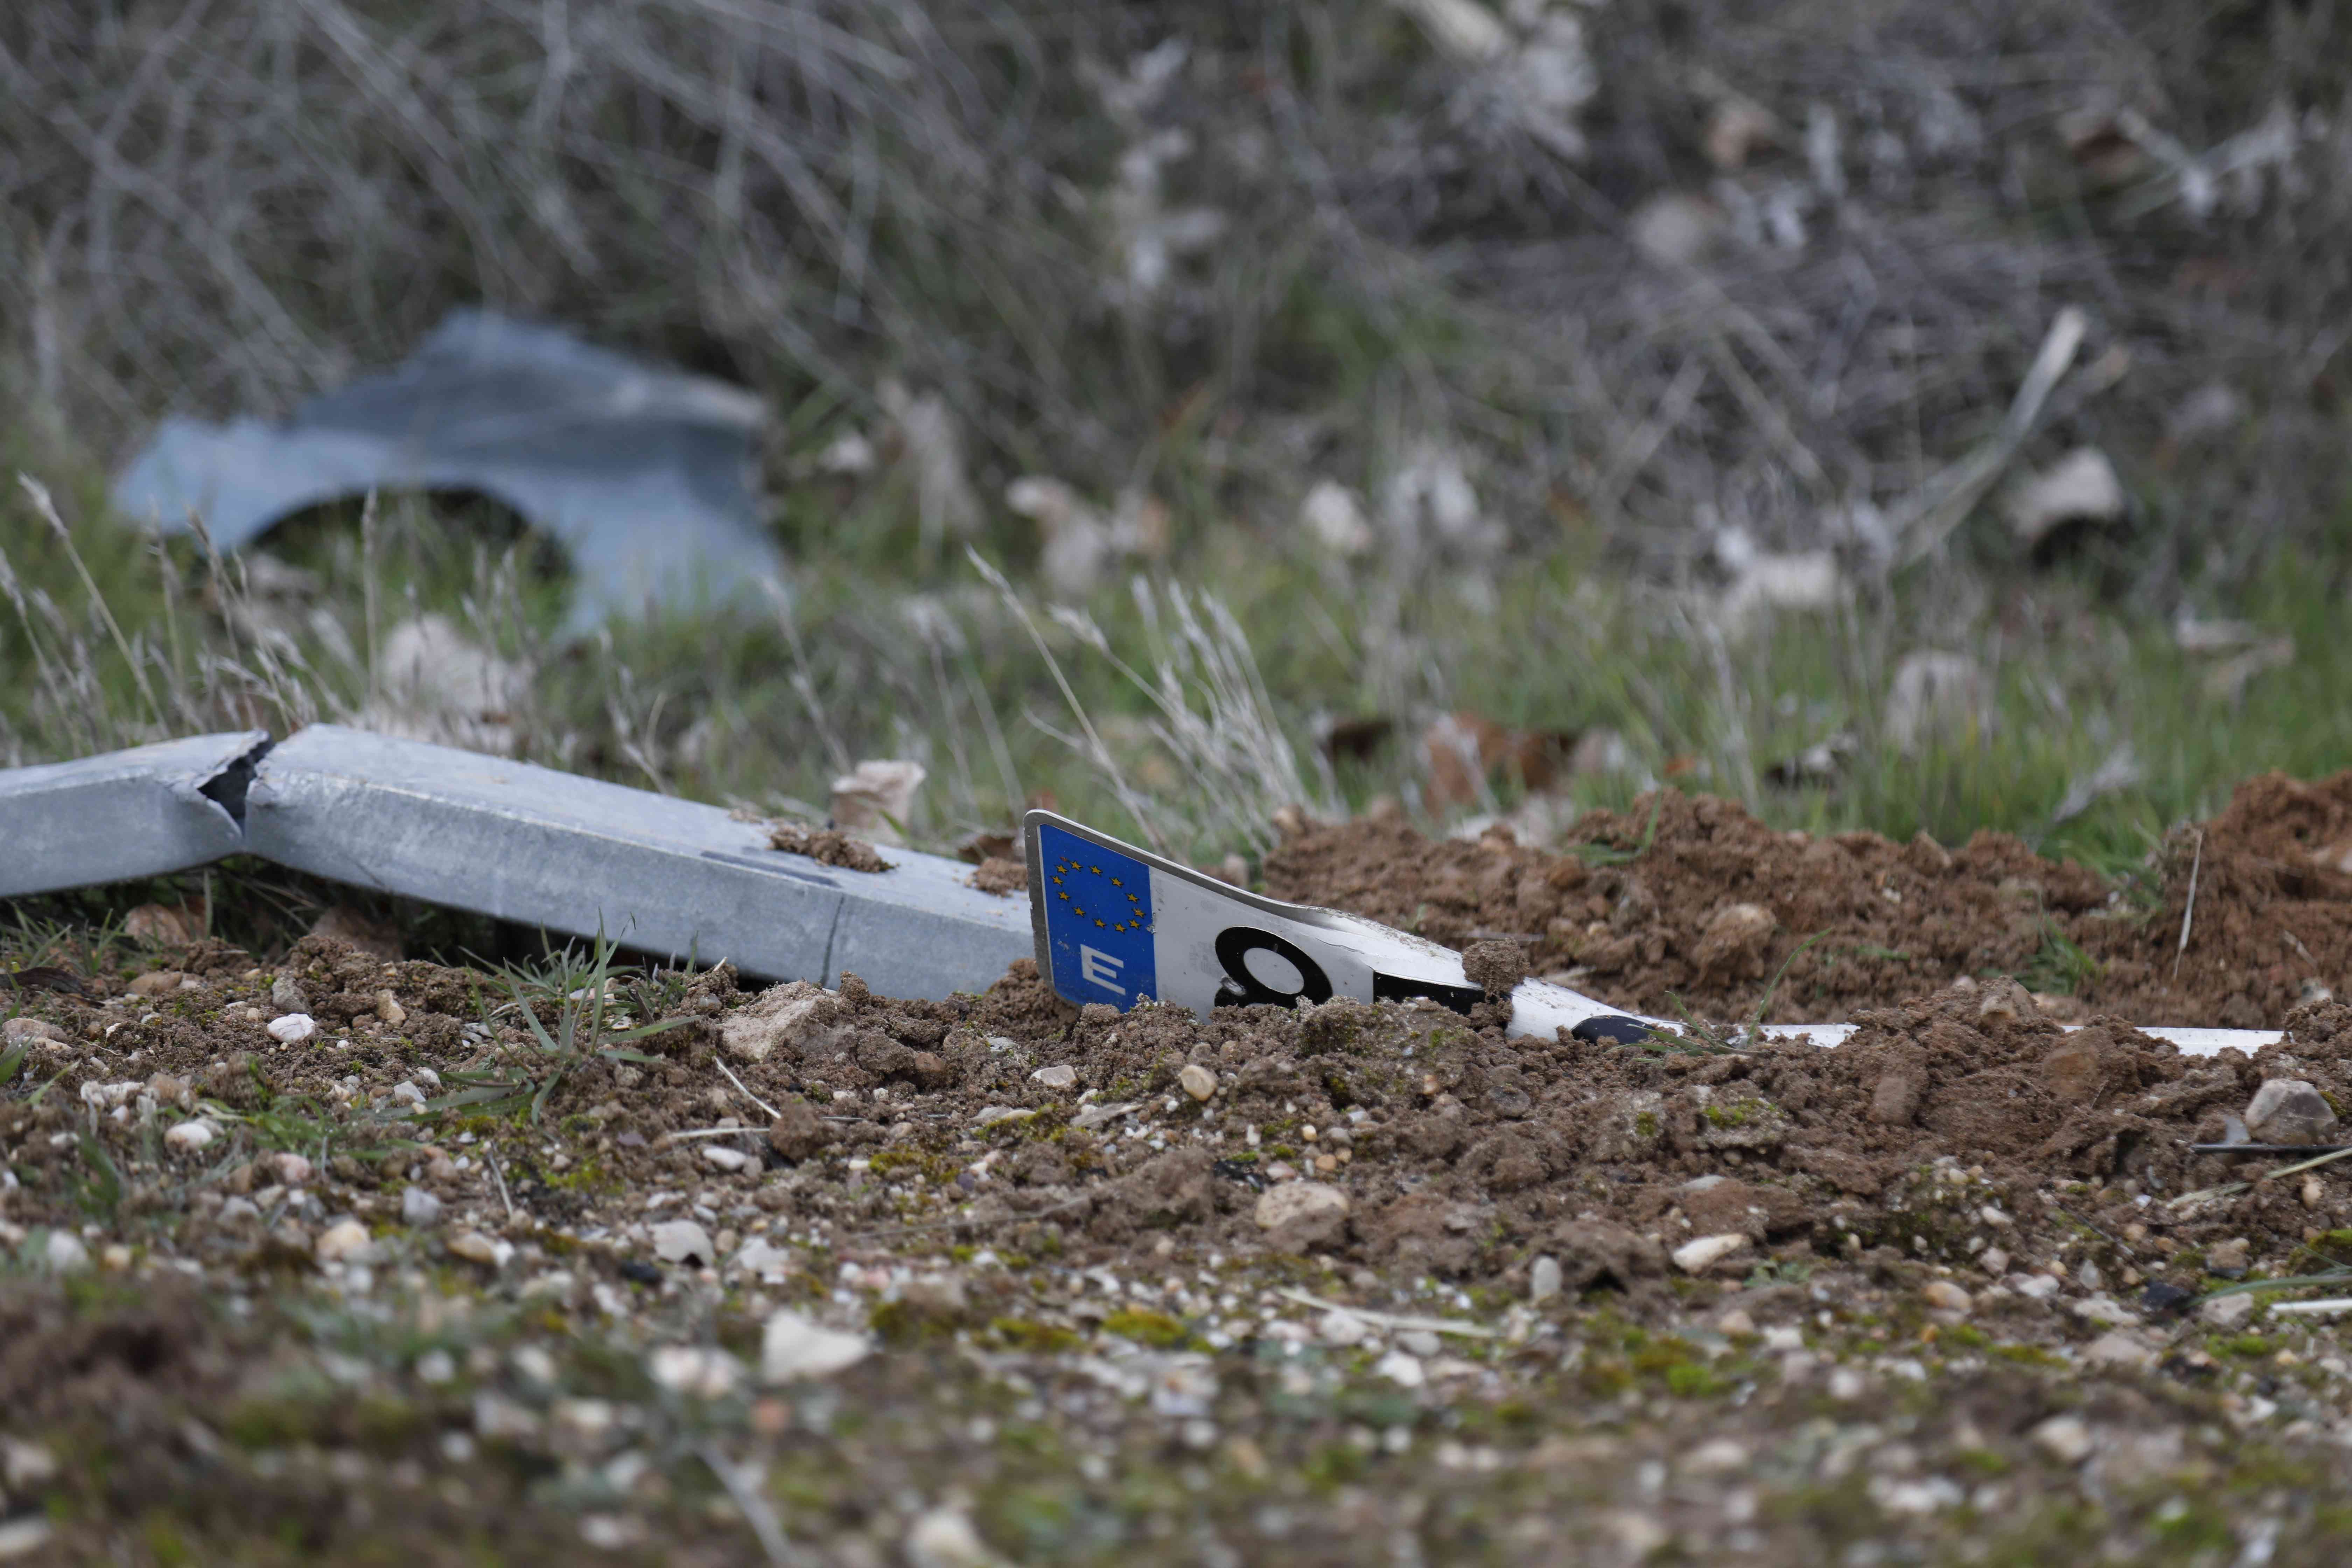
[4,0,2351,905]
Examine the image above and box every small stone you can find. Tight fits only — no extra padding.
[651,1219,716,1267]
[704,1145,751,1172]
[2074,1259,2103,1293]
[1030,1064,1078,1090]
[648,1345,744,1399]
[1178,1063,1217,1101]
[0,1520,54,1558]
[760,1308,871,1382]
[1529,1254,1563,1304]
[0,1017,66,1045]
[402,1186,444,1226]
[266,1013,317,1044]
[270,974,309,1014]
[127,969,187,997]
[1319,1309,1372,1347]
[2304,1175,2326,1209]
[1,1438,58,1489]
[2202,1292,2256,1328]
[316,1218,376,1264]
[1981,1247,2010,1276]
[2206,1237,2251,1274]
[1253,1181,1351,1251]
[2029,1414,2094,1465]
[1681,1437,1751,1475]
[2010,1273,2061,1301]
[1375,1349,1426,1388]
[1399,1330,1442,1357]
[415,1348,456,1384]
[101,1243,132,1270]
[1716,1309,1756,1336]
[447,1230,504,1266]
[375,989,407,1026]
[903,1506,1004,1568]
[42,1231,89,1273]
[2082,1330,2158,1371]
[1670,1233,1749,1274]
[164,1119,217,1152]
[272,1152,314,1186]
[2244,1079,2338,1146]
[1921,1280,1973,1316]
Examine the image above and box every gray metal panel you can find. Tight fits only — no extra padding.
[824,847,1035,999]
[245,726,838,982]
[243,726,1029,995]
[0,731,266,896]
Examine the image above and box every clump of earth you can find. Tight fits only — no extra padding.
[7,779,2352,1561]
[1266,770,2352,1031]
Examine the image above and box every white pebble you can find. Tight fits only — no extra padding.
[1030,1064,1078,1090]
[704,1146,751,1172]
[163,1119,218,1152]
[1178,1063,1218,1101]
[1670,1233,1749,1273]
[315,1218,377,1265]
[760,1308,872,1382]
[266,1013,317,1044]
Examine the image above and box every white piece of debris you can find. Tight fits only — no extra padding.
[703,1145,752,1172]
[1031,1064,1078,1090]
[647,1344,744,1400]
[904,1505,1010,1568]
[402,1186,444,1226]
[315,1218,377,1265]
[760,1308,872,1383]
[2005,447,2124,547]
[2029,1413,2095,1465]
[266,1012,318,1044]
[1630,191,1726,267]
[1178,1063,1217,1101]
[721,980,840,1065]
[42,1230,90,1273]
[1718,548,1845,637]
[164,1119,218,1152]
[651,1219,717,1267]
[830,759,926,843]
[1382,439,1498,555]
[1670,1233,1749,1273]
[1299,479,1376,557]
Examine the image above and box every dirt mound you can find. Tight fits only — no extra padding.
[1264,772,2352,1031]
[15,875,2352,1558]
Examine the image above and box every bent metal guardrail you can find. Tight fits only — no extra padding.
[0,729,2283,1059]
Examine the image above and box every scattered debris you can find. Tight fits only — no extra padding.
[829,759,927,844]
[2004,446,2126,548]
[111,310,782,625]
[1298,479,1376,557]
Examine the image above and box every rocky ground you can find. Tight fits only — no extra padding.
[9,786,2352,1563]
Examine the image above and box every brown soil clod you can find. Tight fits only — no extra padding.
[767,823,893,872]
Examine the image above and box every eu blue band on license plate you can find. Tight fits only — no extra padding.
[1036,821,1160,1009]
